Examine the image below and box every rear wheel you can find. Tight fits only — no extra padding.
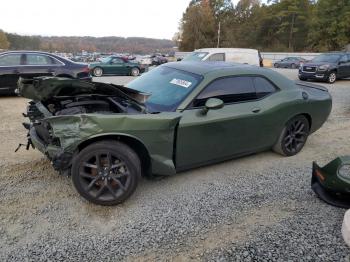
[93,67,103,77]
[327,71,337,84]
[131,67,140,76]
[72,141,141,205]
[273,115,310,156]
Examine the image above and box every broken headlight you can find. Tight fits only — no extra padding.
[339,164,350,179]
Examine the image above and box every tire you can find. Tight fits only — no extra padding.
[327,71,337,84]
[274,63,279,68]
[71,140,141,206]
[131,67,140,77]
[291,63,296,69]
[298,76,307,81]
[93,67,103,77]
[273,115,310,157]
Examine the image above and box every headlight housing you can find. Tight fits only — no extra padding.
[318,64,330,71]
[338,164,350,179]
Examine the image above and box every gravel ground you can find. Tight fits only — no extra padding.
[1,69,350,261]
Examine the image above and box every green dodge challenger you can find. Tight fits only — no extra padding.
[19,62,332,205]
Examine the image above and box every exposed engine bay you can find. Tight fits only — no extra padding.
[41,94,142,116]
[19,77,149,121]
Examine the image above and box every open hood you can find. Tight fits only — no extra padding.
[17,77,150,106]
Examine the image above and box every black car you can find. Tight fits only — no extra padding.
[298,52,350,84]
[0,51,91,95]
[274,57,307,69]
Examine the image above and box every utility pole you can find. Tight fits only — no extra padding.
[217,21,221,48]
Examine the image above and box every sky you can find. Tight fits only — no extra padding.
[0,0,241,40]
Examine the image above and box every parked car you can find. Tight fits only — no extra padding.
[18,62,332,205]
[274,57,307,69]
[312,156,350,208]
[0,51,91,95]
[182,48,262,66]
[151,55,168,66]
[89,56,147,77]
[299,52,350,84]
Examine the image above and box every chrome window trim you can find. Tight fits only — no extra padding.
[0,53,66,67]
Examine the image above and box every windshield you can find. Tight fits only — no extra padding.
[311,54,341,63]
[127,66,203,112]
[182,52,208,61]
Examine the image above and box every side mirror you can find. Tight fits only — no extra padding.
[201,98,224,115]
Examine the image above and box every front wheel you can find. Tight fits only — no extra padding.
[131,67,140,76]
[273,115,310,156]
[327,71,337,84]
[71,141,141,206]
[298,76,307,81]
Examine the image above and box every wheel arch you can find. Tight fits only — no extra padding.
[130,66,141,75]
[77,134,152,177]
[280,113,312,134]
[300,113,312,130]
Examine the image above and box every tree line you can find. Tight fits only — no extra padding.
[176,0,350,52]
[0,31,175,54]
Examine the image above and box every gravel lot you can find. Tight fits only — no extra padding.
[1,69,350,261]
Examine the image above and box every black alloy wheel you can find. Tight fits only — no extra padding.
[72,141,141,205]
[273,115,310,156]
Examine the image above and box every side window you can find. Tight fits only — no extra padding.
[194,76,255,106]
[207,53,225,62]
[26,54,54,65]
[0,54,22,66]
[253,77,276,99]
[111,58,124,64]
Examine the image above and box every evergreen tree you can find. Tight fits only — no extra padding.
[0,30,10,50]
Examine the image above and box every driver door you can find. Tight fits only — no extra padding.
[109,57,127,75]
[175,76,278,170]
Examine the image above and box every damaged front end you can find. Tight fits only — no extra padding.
[18,77,181,176]
[311,156,350,208]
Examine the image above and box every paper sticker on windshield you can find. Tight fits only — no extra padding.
[170,78,192,88]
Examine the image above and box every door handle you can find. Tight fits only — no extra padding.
[252,107,261,113]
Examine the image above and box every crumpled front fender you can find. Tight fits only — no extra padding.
[43,113,182,175]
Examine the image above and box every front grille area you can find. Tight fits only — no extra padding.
[302,66,317,73]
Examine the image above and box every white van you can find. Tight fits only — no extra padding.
[182,48,263,67]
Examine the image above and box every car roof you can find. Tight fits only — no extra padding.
[164,61,295,91]
[0,50,56,56]
[195,48,258,54]
[165,61,265,75]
